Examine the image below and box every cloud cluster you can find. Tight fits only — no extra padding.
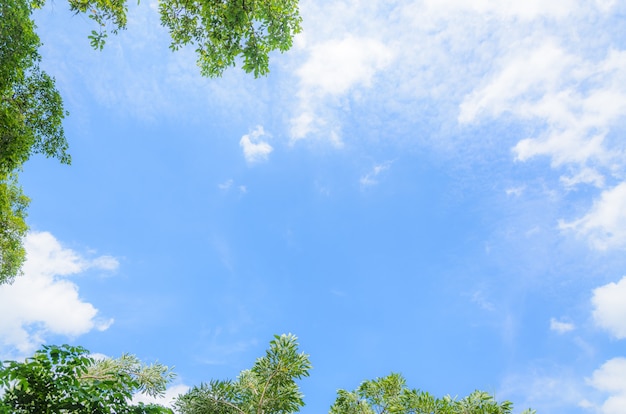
[587,358,626,414]
[291,34,393,142]
[0,232,116,357]
[561,183,626,250]
[460,44,626,186]
[240,126,273,164]
[591,276,626,339]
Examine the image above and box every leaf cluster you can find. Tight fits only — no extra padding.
[0,344,174,414]
[62,0,129,49]
[31,0,302,77]
[175,333,311,414]
[159,0,302,77]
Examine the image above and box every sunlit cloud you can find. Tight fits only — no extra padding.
[560,183,626,251]
[591,275,626,339]
[0,232,116,357]
[462,44,626,181]
[586,357,626,414]
[240,126,273,164]
[296,35,393,98]
[290,26,393,142]
[421,0,578,19]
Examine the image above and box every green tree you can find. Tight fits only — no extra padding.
[0,0,69,285]
[175,333,311,414]
[329,373,535,414]
[0,0,302,285]
[0,344,175,413]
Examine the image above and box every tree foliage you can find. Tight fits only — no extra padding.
[0,0,69,285]
[175,333,311,414]
[37,0,303,77]
[0,337,536,414]
[330,373,535,414]
[0,344,174,413]
[160,0,302,77]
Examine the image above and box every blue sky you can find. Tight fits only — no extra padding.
[1,0,626,412]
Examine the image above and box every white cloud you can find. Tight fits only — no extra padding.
[587,358,626,413]
[591,276,626,339]
[458,41,577,125]
[560,182,626,250]
[560,167,605,189]
[284,0,624,152]
[505,186,525,197]
[550,318,575,334]
[360,161,392,188]
[240,126,273,164]
[421,0,578,20]
[461,44,626,186]
[290,32,393,142]
[132,383,190,409]
[296,35,393,98]
[289,112,316,141]
[500,360,626,412]
[0,232,116,356]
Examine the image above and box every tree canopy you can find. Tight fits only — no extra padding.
[0,0,302,285]
[0,344,174,413]
[329,373,536,414]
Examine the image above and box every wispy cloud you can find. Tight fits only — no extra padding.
[505,186,525,197]
[360,161,392,188]
[549,317,575,334]
[218,179,234,190]
[560,183,626,251]
[0,232,116,357]
[461,43,626,180]
[468,290,495,311]
[193,325,258,366]
[218,179,247,195]
[240,126,273,164]
[499,366,588,412]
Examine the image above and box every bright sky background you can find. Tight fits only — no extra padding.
[2,0,626,413]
